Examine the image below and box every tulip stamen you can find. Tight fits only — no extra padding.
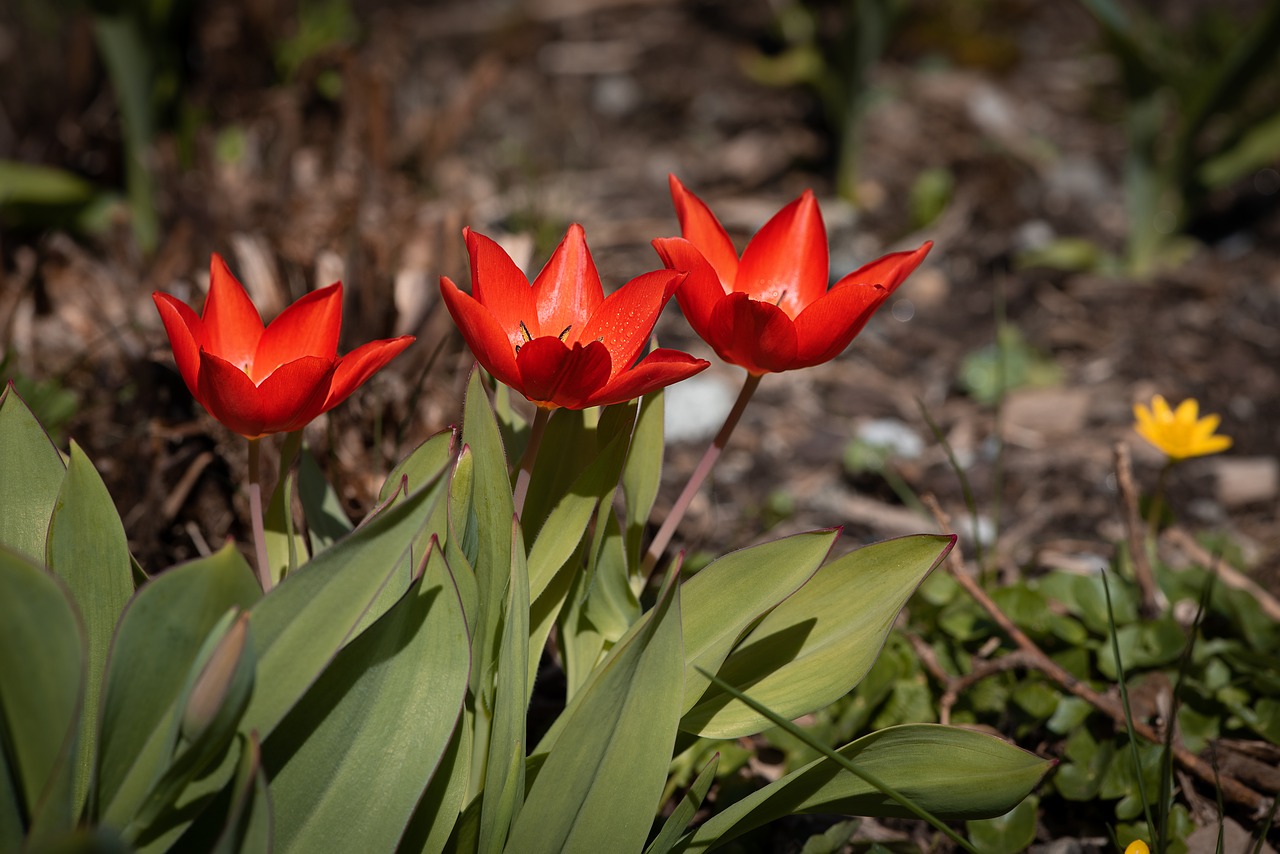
[558,325,572,341]
[519,321,534,342]
[774,290,787,307]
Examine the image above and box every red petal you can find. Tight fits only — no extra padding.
[735,191,828,317]
[440,276,522,390]
[252,282,343,382]
[322,335,415,413]
[201,254,265,368]
[580,269,682,379]
[652,237,724,348]
[197,352,334,437]
[531,224,603,343]
[584,348,710,408]
[516,337,612,410]
[668,174,740,287]
[153,292,204,398]
[464,228,539,343]
[791,281,889,368]
[708,292,798,375]
[833,241,933,293]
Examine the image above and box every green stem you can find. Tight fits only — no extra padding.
[247,437,272,592]
[642,372,763,577]
[513,407,551,517]
[1146,459,1172,536]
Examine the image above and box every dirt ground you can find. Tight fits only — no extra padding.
[2,0,1279,846]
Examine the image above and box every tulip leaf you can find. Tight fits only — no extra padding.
[478,519,529,854]
[398,716,472,854]
[297,448,353,555]
[559,509,635,698]
[675,725,1053,852]
[445,447,480,636]
[264,545,469,854]
[510,569,683,854]
[622,390,664,570]
[517,408,593,545]
[239,479,441,740]
[264,467,308,584]
[212,734,271,854]
[0,383,67,563]
[378,426,456,504]
[644,752,719,854]
[0,547,85,845]
[45,442,135,811]
[683,535,953,738]
[96,544,260,827]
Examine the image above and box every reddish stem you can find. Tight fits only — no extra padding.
[247,437,272,592]
[642,372,762,576]
[513,406,551,517]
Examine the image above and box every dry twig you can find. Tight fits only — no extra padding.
[1114,442,1164,617]
[1162,527,1280,622]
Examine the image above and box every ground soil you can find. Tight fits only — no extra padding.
[2,0,1278,850]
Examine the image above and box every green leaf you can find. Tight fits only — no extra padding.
[212,734,270,854]
[0,383,67,563]
[264,469,306,584]
[644,753,718,854]
[622,391,664,571]
[676,725,1051,852]
[0,548,84,844]
[264,545,470,854]
[0,160,98,206]
[45,442,135,811]
[240,479,442,739]
[297,449,354,555]
[510,569,684,854]
[97,545,260,827]
[398,718,472,854]
[478,520,529,854]
[379,427,456,504]
[559,511,636,699]
[966,795,1039,854]
[683,535,953,738]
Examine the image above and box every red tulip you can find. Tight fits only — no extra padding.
[153,254,414,438]
[440,225,709,410]
[653,175,932,376]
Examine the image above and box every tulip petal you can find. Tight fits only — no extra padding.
[516,337,612,410]
[440,276,523,391]
[708,292,798,375]
[652,237,724,347]
[464,228,540,344]
[322,334,415,414]
[153,292,205,397]
[580,269,683,379]
[833,241,933,293]
[668,174,740,288]
[735,190,828,317]
[197,352,334,438]
[531,224,603,341]
[202,254,265,368]
[585,348,710,408]
[791,281,889,368]
[252,282,343,382]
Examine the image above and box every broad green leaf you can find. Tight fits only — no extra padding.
[676,725,1052,852]
[445,447,480,639]
[213,734,270,854]
[265,546,470,854]
[678,530,835,718]
[644,752,718,854]
[518,408,594,546]
[0,548,84,843]
[97,545,259,826]
[378,427,456,504]
[0,383,67,562]
[622,390,664,571]
[45,442,135,811]
[510,569,683,854]
[240,479,440,739]
[398,718,472,854]
[683,535,953,738]
[297,449,353,555]
[560,512,635,699]
[264,469,306,584]
[526,424,630,601]
[0,159,98,206]
[966,794,1039,854]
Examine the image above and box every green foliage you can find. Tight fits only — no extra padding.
[958,324,1062,406]
[1,374,1047,852]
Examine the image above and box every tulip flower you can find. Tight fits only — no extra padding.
[439,224,709,411]
[1133,394,1232,461]
[653,174,932,375]
[153,254,414,439]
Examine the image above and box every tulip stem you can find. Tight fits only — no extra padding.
[514,407,551,517]
[643,372,762,577]
[247,437,272,592]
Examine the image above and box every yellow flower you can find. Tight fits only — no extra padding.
[1124,841,1150,854]
[1133,395,1232,461]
